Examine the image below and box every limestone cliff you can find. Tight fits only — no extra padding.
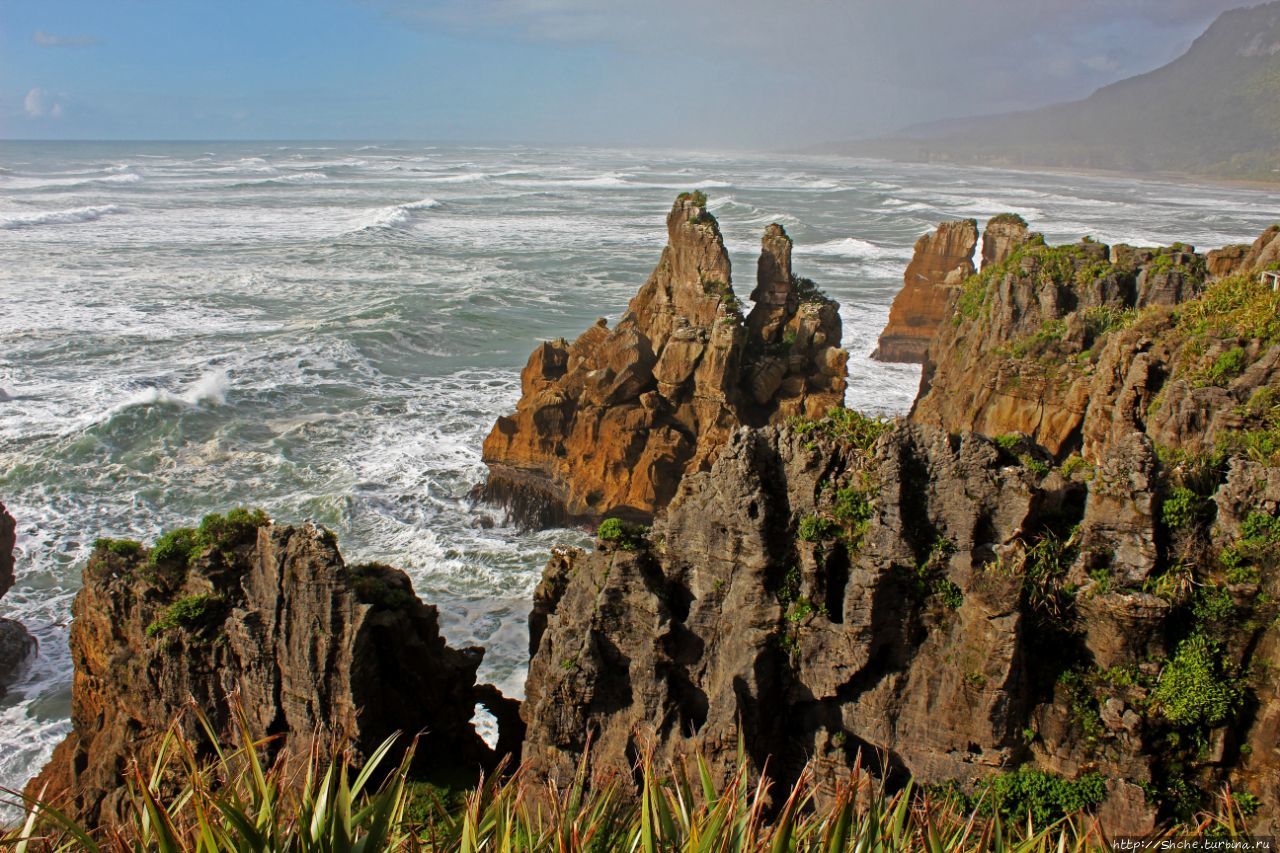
[520,411,1280,833]
[872,220,979,364]
[29,513,511,825]
[0,501,35,698]
[911,226,1280,464]
[481,194,848,526]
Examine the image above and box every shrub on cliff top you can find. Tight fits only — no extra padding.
[1176,273,1280,346]
[677,189,708,208]
[597,517,648,550]
[988,212,1028,228]
[94,537,143,559]
[149,508,271,567]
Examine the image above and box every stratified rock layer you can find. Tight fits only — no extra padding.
[521,415,1280,833]
[0,501,35,697]
[873,219,978,364]
[481,195,848,526]
[30,520,503,825]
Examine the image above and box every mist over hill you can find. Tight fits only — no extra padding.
[832,1,1280,182]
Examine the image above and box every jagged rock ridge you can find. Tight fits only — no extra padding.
[521,413,1280,833]
[29,514,517,825]
[481,194,848,526]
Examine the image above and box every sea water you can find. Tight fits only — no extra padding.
[1,140,1277,797]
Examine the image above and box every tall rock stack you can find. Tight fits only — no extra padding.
[872,219,978,363]
[481,194,848,526]
[980,213,1030,270]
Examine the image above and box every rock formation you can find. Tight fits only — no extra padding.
[981,213,1031,270]
[481,194,848,526]
[911,225,1280,463]
[872,219,978,363]
[521,410,1280,833]
[0,501,36,698]
[29,512,511,825]
[1205,224,1280,278]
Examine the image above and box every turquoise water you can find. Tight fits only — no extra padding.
[1,141,1277,795]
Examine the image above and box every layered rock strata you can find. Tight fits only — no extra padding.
[30,516,507,825]
[911,225,1280,462]
[521,414,1280,833]
[0,501,36,697]
[872,219,979,363]
[481,195,848,526]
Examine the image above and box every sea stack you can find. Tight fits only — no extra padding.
[480,193,848,527]
[872,219,978,363]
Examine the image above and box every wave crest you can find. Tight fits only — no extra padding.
[1,205,126,230]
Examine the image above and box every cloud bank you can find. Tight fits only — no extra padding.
[366,0,1257,141]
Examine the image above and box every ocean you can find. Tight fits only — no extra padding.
[1,140,1277,797]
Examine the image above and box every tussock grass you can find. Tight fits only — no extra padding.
[2,704,1262,851]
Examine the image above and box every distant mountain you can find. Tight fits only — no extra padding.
[834,1,1280,182]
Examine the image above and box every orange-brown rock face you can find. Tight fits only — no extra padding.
[481,195,848,526]
[981,213,1030,270]
[911,225,1280,465]
[872,219,978,363]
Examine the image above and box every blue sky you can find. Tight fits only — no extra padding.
[0,0,1259,144]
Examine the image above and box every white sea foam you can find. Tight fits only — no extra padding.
[0,204,126,229]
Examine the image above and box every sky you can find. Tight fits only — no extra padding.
[0,0,1263,145]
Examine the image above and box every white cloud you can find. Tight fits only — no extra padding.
[24,88,65,119]
[33,30,99,48]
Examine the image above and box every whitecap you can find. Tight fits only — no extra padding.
[0,205,126,230]
[103,370,231,417]
[800,237,909,261]
[348,198,443,233]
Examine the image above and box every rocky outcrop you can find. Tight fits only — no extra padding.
[1206,225,1280,278]
[29,514,506,825]
[872,219,978,363]
[521,409,1280,832]
[981,214,1031,270]
[481,194,848,526]
[910,227,1280,463]
[0,501,36,698]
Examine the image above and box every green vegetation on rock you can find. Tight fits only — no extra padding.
[146,593,224,638]
[597,517,649,551]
